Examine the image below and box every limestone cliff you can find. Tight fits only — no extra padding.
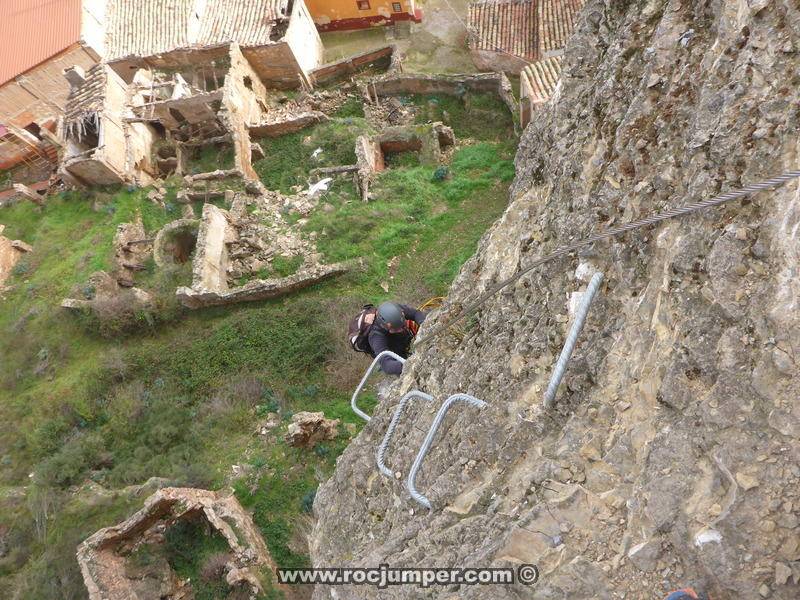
[311,1,800,598]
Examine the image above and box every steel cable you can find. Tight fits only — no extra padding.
[418,169,800,346]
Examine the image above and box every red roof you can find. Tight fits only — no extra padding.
[0,0,82,86]
[0,124,7,137]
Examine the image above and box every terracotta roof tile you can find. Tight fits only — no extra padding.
[522,56,562,103]
[467,0,585,62]
[63,64,107,128]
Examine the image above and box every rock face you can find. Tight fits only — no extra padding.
[310,2,800,599]
[285,411,340,448]
[77,487,284,600]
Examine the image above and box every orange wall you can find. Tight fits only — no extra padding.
[305,0,416,26]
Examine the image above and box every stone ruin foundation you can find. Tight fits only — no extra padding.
[77,487,284,600]
[176,195,350,309]
[354,122,454,201]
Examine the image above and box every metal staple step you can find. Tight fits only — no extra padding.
[376,390,434,478]
[406,393,487,509]
[543,271,604,408]
[350,350,406,421]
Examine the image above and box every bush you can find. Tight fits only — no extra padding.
[36,431,106,487]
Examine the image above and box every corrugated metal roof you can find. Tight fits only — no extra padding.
[0,0,82,86]
[106,0,290,62]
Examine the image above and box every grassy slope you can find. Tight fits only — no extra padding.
[0,92,515,599]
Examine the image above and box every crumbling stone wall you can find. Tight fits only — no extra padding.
[62,64,158,187]
[191,203,231,294]
[311,2,800,599]
[77,487,284,600]
[226,44,269,126]
[220,44,270,181]
[372,73,518,121]
[284,0,325,75]
[244,43,312,90]
[177,198,350,308]
[354,123,454,201]
[311,46,397,85]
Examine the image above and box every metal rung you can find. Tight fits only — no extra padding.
[351,350,406,421]
[376,390,434,478]
[543,271,604,408]
[407,394,487,509]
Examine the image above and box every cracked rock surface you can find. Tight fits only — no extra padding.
[310,1,800,598]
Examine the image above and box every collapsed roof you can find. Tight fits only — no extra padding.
[105,0,293,62]
[63,64,107,139]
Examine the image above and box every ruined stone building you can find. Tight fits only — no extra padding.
[61,64,159,186]
[51,0,333,187]
[62,39,281,187]
[0,0,104,188]
[305,0,423,31]
[103,0,324,89]
[467,0,585,126]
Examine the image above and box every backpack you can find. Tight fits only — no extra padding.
[348,304,378,354]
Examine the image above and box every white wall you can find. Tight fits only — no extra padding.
[285,0,324,75]
[81,0,107,58]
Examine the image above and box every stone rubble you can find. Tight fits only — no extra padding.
[0,224,33,291]
[176,196,351,309]
[112,213,152,287]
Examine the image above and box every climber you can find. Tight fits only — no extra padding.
[348,301,427,375]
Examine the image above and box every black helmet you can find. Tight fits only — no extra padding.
[376,302,405,331]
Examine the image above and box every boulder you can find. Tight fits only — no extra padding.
[285,411,340,447]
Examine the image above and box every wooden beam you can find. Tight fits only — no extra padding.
[13,183,45,206]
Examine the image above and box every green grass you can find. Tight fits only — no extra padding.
[271,254,303,277]
[254,118,372,193]
[186,144,236,174]
[165,519,232,600]
[304,141,515,291]
[0,97,517,599]
[410,92,515,141]
[334,97,365,119]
